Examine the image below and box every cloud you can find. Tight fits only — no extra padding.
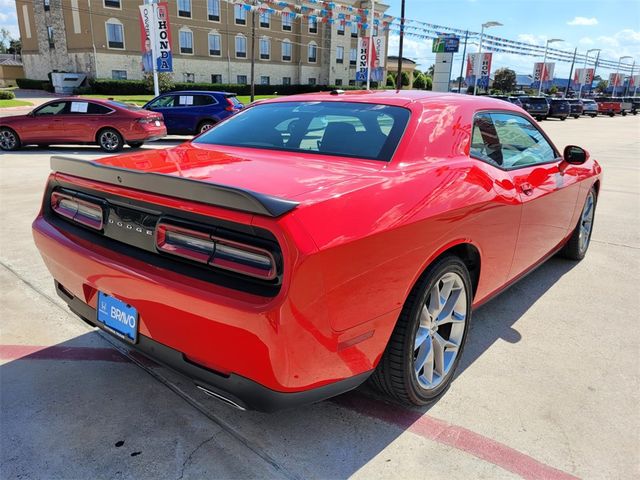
[579,37,595,46]
[517,34,547,46]
[567,17,598,26]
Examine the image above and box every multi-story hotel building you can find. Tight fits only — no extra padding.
[15,0,390,86]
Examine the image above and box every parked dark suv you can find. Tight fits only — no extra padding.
[144,91,244,135]
[519,96,550,120]
[623,97,640,115]
[567,99,584,119]
[547,98,570,120]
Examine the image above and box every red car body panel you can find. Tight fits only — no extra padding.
[0,98,166,145]
[32,91,602,410]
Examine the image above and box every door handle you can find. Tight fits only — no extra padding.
[520,182,533,196]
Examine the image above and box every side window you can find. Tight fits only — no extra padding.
[470,112,556,169]
[35,102,68,115]
[192,95,215,106]
[491,113,557,169]
[148,95,175,108]
[87,103,112,114]
[177,95,195,106]
[69,101,90,114]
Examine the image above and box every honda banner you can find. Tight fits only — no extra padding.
[573,68,594,86]
[533,62,555,87]
[139,2,172,73]
[356,36,385,82]
[608,72,623,87]
[465,52,492,88]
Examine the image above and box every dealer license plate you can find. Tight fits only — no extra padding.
[97,291,138,343]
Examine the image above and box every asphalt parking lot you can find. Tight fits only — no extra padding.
[1,114,639,479]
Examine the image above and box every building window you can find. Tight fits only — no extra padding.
[235,35,247,58]
[207,0,220,21]
[178,0,191,18]
[308,42,317,63]
[112,70,127,80]
[237,75,247,84]
[282,12,292,31]
[44,0,50,11]
[208,32,221,56]
[309,17,317,34]
[337,22,344,35]
[261,76,270,86]
[184,73,195,83]
[349,79,356,86]
[308,78,316,86]
[105,20,124,49]
[350,48,357,66]
[335,78,343,86]
[260,37,270,60]
[211,74,222,83]
[351,23,358,38]
[260,12,270,28]
[47,26,55,48]
[104,0,120,8]
[234,5,246,25]
[282,77,291,85]
[281,39,291,61]
[373,25,379,36]
[179,29,193,54]
[336,46,344,64]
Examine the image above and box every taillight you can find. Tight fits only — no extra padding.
[137,117,162,124]
[225,98,235,112]
[51,191,104,230]
[156,223,277,280]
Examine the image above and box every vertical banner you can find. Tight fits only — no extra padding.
[356,37,369,82]
[139,2,172,73]
[609,73,623,88]
[533,62,555,90]
[632,74,640,89]
[573,68,594,86]
[466,53,492,88]
[356,36,385,83]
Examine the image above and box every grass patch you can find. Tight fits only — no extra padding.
[81,94,280,106]
[0,99,33,108]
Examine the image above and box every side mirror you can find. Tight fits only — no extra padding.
[563,145,589,165]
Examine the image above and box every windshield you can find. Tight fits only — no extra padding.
[193,101,411,161]
[106,100,141,110]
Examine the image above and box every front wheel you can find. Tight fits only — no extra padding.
[370,255,472,405]
[98,128,123,152]
[561,187,597,261]
[0,127,21,151]
[560,117,566,121]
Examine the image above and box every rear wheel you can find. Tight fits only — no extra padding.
[560,117,566,121]
[198,120,216,134]
[561,187,597,261]
[609,112,615,117]
[573,115,580,119]
[370,255,472,405]
[128,141,144,149]
[98,128,123,152]
[0,127,20,151]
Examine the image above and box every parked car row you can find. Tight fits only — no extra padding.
[488,94,639,121]
[0,91,244,152]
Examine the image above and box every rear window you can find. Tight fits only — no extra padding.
[193,101,410,161]
[528,97,549,105]
[106,100,141,111]
[227,95,242,106]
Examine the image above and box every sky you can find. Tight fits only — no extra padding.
[385,0,640,79]
[1,0,639,79]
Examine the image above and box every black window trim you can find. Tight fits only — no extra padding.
[469,109,562,172]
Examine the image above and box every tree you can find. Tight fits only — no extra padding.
[492,68,516,93]
[400,71,410,87]
[8,39,21,56]
[596,80,608,93]
[0,28,11,53]
[424,76,433,91]
[386,73,396,88]
[549,85,558,95]
[413,73,427,89]
[427,64,435,77]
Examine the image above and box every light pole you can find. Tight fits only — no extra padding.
[578,48,600,99]
[612,55,632,98]
[537,38,563,96]
[473,21,502,96]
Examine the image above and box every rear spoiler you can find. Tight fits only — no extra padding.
[50,156,299,217]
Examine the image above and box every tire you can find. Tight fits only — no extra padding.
[370,255,472,406]
[198,120,216,134]
[561,187,597,261]
[591,114,597,118]
[609,113,614,117]
[97,128,123,152]
[0,127,21,151]
[536,116,543,121]
[573,115,580,119]
[128,141,144,149]
[621,111,627,116]
[560,117,566,121]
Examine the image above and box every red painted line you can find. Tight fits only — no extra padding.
[0,344,130,363]
[335,393,579,480]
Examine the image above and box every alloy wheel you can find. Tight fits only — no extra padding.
[579,191,595,253]
[100,131,120,151]
[200,122,214,133]
[0,129,17,150]
[413,272,467,390]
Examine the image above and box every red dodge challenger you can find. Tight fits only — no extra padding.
[32,91,601,411]
[0,98,166,152]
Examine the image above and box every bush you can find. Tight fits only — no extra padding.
[170,83,359,96]
[16,78,46,90]
[42,82,54,93]
[413,73,427,89]
[144,72,174,93]
[0,90,16,99]
[386,74,396,88]
[91,79,151,94]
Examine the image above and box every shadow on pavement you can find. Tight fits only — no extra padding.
[0,256,577,478]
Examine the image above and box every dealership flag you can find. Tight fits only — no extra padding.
[573,68,594,86]
[356,36,385,82]
[465,52,492,88]
[533,62,555,89]
[139,2,173,73]
[609,72,623,87]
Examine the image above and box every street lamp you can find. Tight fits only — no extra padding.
[578,48,600,99]
[537,38,563,96]
[473,21,502,95]
[612,55,632,98]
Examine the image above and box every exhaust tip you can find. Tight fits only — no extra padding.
[196,385,247,411]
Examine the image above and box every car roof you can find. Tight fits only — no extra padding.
[165,90,234,96]
[258,89,524,112]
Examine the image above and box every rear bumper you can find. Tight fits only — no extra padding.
[57,281,371,412]
[127,126,167,142]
